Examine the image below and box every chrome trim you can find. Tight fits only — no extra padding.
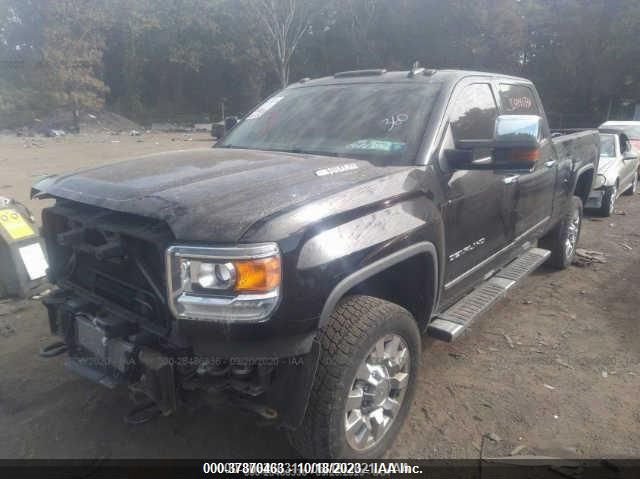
[165,243,281,322]
[444,216,550,290]
[167,243,279,261]
[544,160,556,168]
[427,319,465,340]
[502,175,519,184]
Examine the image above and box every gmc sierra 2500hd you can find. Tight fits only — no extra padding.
[32,68,599,459]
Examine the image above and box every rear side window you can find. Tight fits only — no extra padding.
[499,84,539,115]
[450,83,498,141]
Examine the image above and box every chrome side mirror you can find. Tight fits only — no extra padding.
[493,115,543,149]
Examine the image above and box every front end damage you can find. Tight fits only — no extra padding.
[39,199,318,427]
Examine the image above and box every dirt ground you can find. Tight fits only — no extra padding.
[0,133,638,458]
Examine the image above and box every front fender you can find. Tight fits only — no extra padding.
[318,241,439,328]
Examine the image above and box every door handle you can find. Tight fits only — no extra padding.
[544,160,557,168]
[503,175,519,184]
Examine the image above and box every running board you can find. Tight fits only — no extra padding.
[427,248,550,342]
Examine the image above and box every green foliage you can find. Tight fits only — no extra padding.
[1,0,639,128]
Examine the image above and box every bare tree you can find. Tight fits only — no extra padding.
[251,0,313,88]
[344,0,378,67]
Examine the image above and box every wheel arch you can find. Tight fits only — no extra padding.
[319,242,438,331]
[573,166,595,204]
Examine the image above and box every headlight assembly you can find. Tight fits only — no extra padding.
[594,173,607,189]
[166,243,281,321]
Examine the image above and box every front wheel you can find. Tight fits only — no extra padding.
[288,295,421,459]
[599,184,617,216]
[540,196,583,269]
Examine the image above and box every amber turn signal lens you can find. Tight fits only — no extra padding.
[234,256,281,293]
[508,148,540,162]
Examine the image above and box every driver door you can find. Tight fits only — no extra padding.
[439,81,517,303]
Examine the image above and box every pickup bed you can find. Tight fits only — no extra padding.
[32,68,599,458]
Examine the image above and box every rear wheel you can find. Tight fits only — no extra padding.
[623,172,638,196]
[540,196,583,269]
[288,295,420,459]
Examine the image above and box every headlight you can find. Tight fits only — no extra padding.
[166,243,281,321]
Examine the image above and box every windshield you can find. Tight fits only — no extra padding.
[600,134,616,157]
[219,83,441,165]
[604,124,640,140]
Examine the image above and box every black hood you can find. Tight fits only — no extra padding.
[33,148,403,242]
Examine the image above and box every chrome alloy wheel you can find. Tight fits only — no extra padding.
[565,207,581,259]
[609,185,617,215]
[344,334,410,451]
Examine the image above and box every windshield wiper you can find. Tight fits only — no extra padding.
[217,144,342,158]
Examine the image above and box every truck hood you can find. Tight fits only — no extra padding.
[33,148,402,242]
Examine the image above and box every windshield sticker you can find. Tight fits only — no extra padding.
[346,139,406,152]
[315,163,359,177]
[383,113,408,131]
[246,96,284,120]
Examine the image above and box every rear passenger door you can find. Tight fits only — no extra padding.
[497,83,556,238]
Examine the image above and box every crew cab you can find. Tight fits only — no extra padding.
[32,68,599,459]
[586,129,639,216]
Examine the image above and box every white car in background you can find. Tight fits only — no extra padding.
[600,120,640,152]
[586,129,639,216]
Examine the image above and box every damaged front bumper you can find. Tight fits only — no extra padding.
[586,189,605,209]
[41,288,319,427]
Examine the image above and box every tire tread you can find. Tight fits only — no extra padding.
[289,295,417,458]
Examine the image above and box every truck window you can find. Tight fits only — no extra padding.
[499,84,539,115]
[449,83,497,141]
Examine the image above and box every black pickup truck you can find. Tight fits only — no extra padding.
[32,68,599,459]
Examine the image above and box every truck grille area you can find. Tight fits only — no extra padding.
[42,200,174,331]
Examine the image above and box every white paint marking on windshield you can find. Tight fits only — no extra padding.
[383,113,409,131]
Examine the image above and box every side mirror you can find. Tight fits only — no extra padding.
[493,115,542,149]
[451,115,543,171]
[623,151,638,161]
[444,148,475,169]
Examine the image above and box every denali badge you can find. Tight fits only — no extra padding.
[315,163,359,177]
[449,237,486,262]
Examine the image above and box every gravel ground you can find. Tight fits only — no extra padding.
[0,133,638,458]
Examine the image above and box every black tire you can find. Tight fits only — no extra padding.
[599,184,617,217]
[288,295,421,459]
[540,196,583,269]
[623,172,638,196]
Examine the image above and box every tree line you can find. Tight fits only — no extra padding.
[1,0,639,129]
